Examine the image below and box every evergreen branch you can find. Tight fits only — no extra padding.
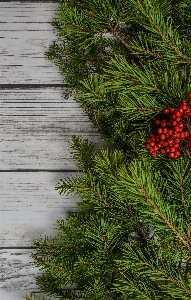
[179,174,191,244]
[69,21,86,31]
[137,0,190,62]
[134,255,191,297]
[93,103,102,131]
[36,257,73,275]
[102,230,109,258]
[126,201,149,245]
[116,159,190,250]
[140,47,188,64]
[113,3,127,32]
[139,183,190,250]
[86,182,111,208]
[110,26,148,65]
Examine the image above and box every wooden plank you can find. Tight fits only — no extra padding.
[0,171,82,247]
[0,249,41,300]
[0,87,108,170]
[0,2,63,84]
[1,249,79,300]
[0,248,65,300]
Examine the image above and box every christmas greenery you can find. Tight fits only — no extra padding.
[26,0,191,299]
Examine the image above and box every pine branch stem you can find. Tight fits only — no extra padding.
[140,185,191,250]
[113,3,127,32]
[179,175,191,243]
[137,0,189,62]
[110,28,149,65]
[140,48,189,64]
[86,182,111,207]
[126,201,149,244]
[137,256,191,297]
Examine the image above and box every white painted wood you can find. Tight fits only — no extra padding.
[1,249,41,300]
[0,88,108,170]
[0,2,63,84]
[0,171,83,247]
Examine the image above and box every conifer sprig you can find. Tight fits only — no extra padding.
[27,136,191,299]
[26,1,191,299]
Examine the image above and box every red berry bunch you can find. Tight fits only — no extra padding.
[146,96,191,159]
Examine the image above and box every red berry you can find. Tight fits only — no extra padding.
[155,120,161,125]
[157,142,163,148]
[168,129,173,136]
[181,132,185,139]
[171,121,177,126]
[174,138,180,144]
[181,100,187,105]
[169,108,175,114]
[163,109,169,114]
[161,119,167,126]
[176,117,181,122]
[150,141,155,146]
[172,131,181,138]
[151,151,157,157]
[149,134,155,141]
[165,147,170,153]
[164,141,169,147]
[146,144,150,150]
[170,146,176,152]
[168,152,175,158]
[162,128,168,134]
[155,136,160,142]
[160,134,166,140]
[174,126,182,132]
[184,131,189,138]
[178,108,184,114]
[175,150,180,157]
[174,143,180,149]
[160,148,166,154]
[157,128,163,134]
[188,94,191,98]
[176,111,182,117]
[168,138,174,145]
[182,105,188,111]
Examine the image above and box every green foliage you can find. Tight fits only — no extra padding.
[26,0,191,299]
[26,136,191,300]
[46,0,191,153]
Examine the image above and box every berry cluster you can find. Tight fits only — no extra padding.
[146,97,191,159]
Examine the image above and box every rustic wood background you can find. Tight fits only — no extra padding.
[0,1,108,299]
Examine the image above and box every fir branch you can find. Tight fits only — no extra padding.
[93,103,102,131]
[179,174,191,244]
[36,257,73,275]
[140,47,188,64]
[126,201,150,245]
[137,0,190,62]
[110,26,148,65]
[139,182,190,250]
[113,3,127,31]
[86,182,111,208]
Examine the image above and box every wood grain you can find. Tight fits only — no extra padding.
[0,87,108,170]
[0,2,63,84]
[0,171,82,246]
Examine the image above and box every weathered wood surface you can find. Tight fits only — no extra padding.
[0,2,63,84]
[0,171,82,247]
[0,87,107,170]
[1,249,42,300]
[0,1,108,299]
